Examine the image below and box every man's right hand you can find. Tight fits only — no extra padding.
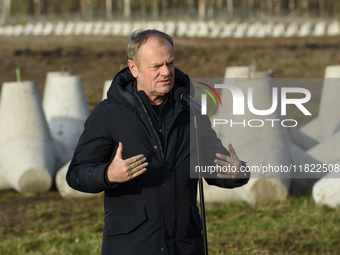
[107,142,148,183]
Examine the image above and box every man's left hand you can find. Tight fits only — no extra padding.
[214,143,244,181]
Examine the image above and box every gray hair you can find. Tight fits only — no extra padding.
[127,29,174,65]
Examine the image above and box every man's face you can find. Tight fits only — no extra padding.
[128,37,175,103]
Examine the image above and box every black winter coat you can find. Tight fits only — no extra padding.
[67,67,249,255]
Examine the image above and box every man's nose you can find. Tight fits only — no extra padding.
[160,65,171,76]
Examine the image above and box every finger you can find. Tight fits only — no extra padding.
[228,143,239,159]
[214,159,231,167]
[217,173,229,179]
[114,142,123,159]
[215,153,239,166]
[129,157,147,168]
[125,154,145,165]
[130,162,148,175]
[130,167,147,180]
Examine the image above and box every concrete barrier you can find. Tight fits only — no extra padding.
[13,24,24,36]
[102,22,113,35]
[64,22,76,35]
[93,21,104,35]
[299,22,312,37]
[256,22,273,37]
[102,80,112,101]
[164,21,176,36]
[43,75,88,172]
[42,22,55,36]
[23,23,34,36]
[328,21,340,36]
[234,22,248,38]
[301,66,340,141]
[112,21,123,36]
[308,130,340,165]
[313,21,327,36]
[220,22,237,38]
[74,22,85,35]
[4,25,14,36]
[54,22,65,35]
[313,171,340,208]
[0,81,54,193]
[176,20,188,37]
[56,161,98,199]
[247,22,260,37]
[285,22,299,37]
[83,22,94,35]
[32,22,44,36]
[272,23,286,37]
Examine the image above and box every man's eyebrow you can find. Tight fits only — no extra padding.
[150,59,175,66]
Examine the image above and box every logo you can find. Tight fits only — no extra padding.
[196,82,222,115]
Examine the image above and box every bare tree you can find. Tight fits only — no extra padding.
[140,0,146,17]
[34,0,42,16]
[151,0,158,19]
[198,0,206,20]
[106,0,112,19]
[288,0,295,13]
[227,0,233,17]
[124,0,131,19]
[318,0,325,16]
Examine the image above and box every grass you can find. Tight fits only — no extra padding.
[1,191,339,255]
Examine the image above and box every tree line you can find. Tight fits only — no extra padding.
[1,0,340,22]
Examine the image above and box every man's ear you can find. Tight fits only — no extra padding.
[128,60,138,78]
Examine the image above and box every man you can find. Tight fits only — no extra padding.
[67,29,249,255]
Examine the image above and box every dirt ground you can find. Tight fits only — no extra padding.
[1,35,340,109]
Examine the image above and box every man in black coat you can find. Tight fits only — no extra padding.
[67,29,249,255]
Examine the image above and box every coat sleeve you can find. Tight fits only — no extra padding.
[66,102,118,193]
[198,115,250,189]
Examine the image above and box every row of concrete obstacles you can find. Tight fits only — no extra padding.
[202,65,340,208]
[0,20,340,38]
[0,72,112,199]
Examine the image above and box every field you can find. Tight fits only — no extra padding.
[0,35,340,254]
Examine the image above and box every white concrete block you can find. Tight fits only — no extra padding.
[234,22,248,38]
[164,21,176,36]
[176,20,188,37]
[102,80,112,101]
[102,22,113,35]
[272,23,286,37]
[23,23,34,36]
[220,22,236,38]
[224,66,250,78]
[287,127,318,151]
[285,22,299,37]
[299,22,312,37]
[42,22,55,36]
[4,25,14,36]
[313,171,340,208]
[13,24,24,36]
[112,21,123,36]
[56,161,98,199]
[92,21,104,35]
[43,75,89,172]
[196,21,210,37]
[32,22,44,36]
[313,170,340,208]
[83,22,94,35]
[301,66,340,141]
[0,81,54,193]
[186,21,198,37]
[246,22,261,38]
[210,21,222,38]
[74,22,85,35]
[54,21,65,35]
[256,22,273,37]
[121,21,132,36]
[308,130,340,165]
[327,21,340,36]
[313,21,327,36]
[0,26,5,36]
